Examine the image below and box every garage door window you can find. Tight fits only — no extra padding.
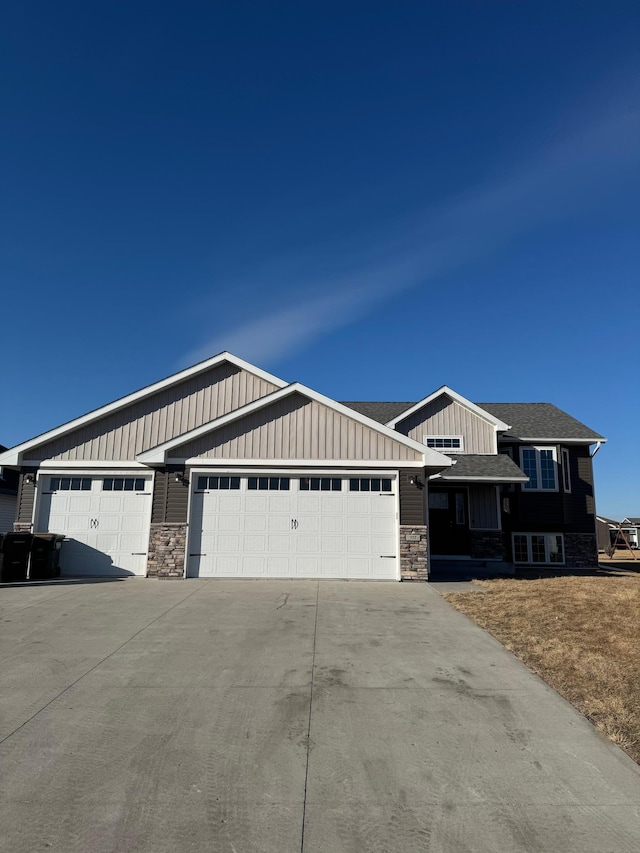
[50,477,91,491]
[197,476,240,490]
[103,477,146,491]
[349,478,392,492]
[300,477,342,491]
[248,477,290,490]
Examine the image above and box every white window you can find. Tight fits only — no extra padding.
[560,448,571,493]
[513,533,564,564]
[520,446,557,491]
[424,435,464,452]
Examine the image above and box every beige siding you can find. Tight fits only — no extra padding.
[397,396,495,454]
[469,486,500,530]
[174,393,422,461]
[26,364,278,462]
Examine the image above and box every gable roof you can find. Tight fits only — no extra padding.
[137,383,453,468]
[622,517,640,526]
[479,403,606,442]
[383,387,510,431]
[0,353,288,467]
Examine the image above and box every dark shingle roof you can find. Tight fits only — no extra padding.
[438,454,528,482]
[341,400,604,441]
[340,402,414,424]
[625,517,640,526]
[477,403,605,441]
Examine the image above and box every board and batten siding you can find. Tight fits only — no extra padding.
[173,394,423,462]
[396,396,495,454]
[25,364,278,462]
[469,485,500,530]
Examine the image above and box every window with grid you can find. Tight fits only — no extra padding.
[247,477,290,490]
[349,478,392,492]
[103,478,146,491]
[197,476,240,491]
[299,477,342,491]
[424,436,463,451]
[513,533,564,564]
[521,447,557,491]
[50,477,91,491]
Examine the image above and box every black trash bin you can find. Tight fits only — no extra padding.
[0,533,33,583]
[30,534,65,580]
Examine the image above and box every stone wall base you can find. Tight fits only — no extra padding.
[147,523,187,579]
[13,522,32,533]
[400,525,428,581]
[564,532,599,568]
[469,530,504,560]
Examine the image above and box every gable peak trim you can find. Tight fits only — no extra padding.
[386,385,511,431]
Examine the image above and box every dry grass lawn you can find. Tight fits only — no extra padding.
[444,572,640,763]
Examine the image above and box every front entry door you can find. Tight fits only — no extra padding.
[428,488,470,555]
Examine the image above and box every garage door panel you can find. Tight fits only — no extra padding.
[68,496,92,512]
[188,474,398,579]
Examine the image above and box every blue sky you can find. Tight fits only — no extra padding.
[1,1,639,518]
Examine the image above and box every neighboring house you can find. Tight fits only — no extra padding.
[617,518,640,549]
[596,515,619,552]
[0,353,605,579]
[0,445,19,533]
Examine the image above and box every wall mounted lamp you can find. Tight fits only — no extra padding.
[174,471,187,485]
[24,473,35,486]
[409,475,424,490]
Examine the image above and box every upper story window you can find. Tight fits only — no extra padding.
[424,435,464,452]
[520,447,557,491]
[560,448,571,493]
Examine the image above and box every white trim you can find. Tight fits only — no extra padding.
[520,446,559,492]
[435,474,528,482]
[39,460,150,469]
[424,435,464,452]
[0,352,288,467]
[512,437,607,444]
[512,532,565,565]
[386,386,511,431]
[137,382,452,468]
[183,458,427,469]
[560,447,572,494]
[188,466,400,479]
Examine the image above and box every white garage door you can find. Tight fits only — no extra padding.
[188,474,398,579]
[37,475,153,576]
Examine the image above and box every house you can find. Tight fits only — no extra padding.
[596,515,619,552]
[0,353,605,579]
[0,445,19,533]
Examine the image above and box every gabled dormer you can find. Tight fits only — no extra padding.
[385,386,510,455]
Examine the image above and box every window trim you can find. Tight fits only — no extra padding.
[520,446,558,492]
[560,448,571,493]
[424,435,465,452]
[512,532,565,565]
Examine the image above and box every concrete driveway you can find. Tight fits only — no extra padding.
[1,579,639,852]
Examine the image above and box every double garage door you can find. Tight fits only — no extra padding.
[188,473,399,579]
[37,475,153,576]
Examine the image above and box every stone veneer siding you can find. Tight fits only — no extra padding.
[147,523,187,579]
[13,522,32,533]
[469,530,505,560]
[399,525,428,580]
[564,532,599,568]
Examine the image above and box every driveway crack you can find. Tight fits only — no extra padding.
[300,580,319,853]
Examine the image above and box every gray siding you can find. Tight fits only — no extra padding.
[25,364,278,462]
[151,467,189,524]
[17,469,37,526]
[396,396,495,454]
[399,470,425,525]
[469,485,500,530]
[174,393,423,462]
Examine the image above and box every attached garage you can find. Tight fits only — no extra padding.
[187,472,398,579]
[36,474,153,576]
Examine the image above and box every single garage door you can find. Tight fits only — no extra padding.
[188,473,398,579]
[37,475,153,576]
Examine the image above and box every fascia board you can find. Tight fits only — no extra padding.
[438,475,529,482]
[512,437,607,444]
[0,351,288,467]
[386,385,510,431]
[138,382,453,468]
[182,458,428,469]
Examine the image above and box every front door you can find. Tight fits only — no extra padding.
[428,488,470,555]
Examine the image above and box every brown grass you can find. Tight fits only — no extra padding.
[444,573,640,762]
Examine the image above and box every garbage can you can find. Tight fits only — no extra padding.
[0,533,33,583]
[30,534,65,580]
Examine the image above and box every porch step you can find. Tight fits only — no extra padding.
[429,559,514,581]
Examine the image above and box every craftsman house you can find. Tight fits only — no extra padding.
[0,353,605,579]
